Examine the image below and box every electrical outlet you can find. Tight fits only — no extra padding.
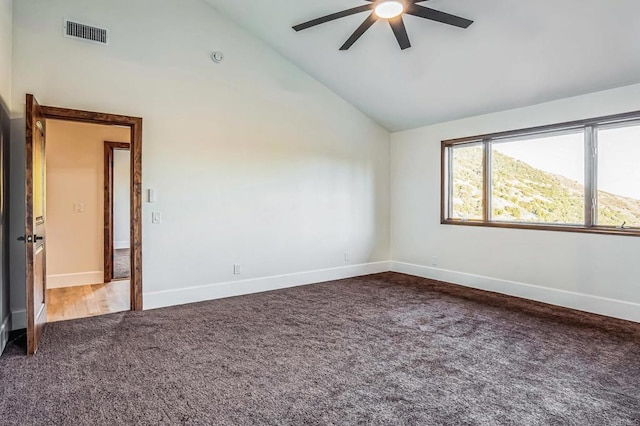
[344,252,350,262]
[431,256,439,267]
[152,212,162,224]
[233,264,241,275]
[74,202,84,213]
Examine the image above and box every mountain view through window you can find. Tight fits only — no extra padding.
[448,123,640,228]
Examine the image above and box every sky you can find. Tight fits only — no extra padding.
[493,125,640,200]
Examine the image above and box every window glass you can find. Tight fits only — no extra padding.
[596,124,640,228]
[491,131,585,224]
[450,144,483,220]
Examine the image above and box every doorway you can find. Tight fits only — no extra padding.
[44,121,130,323]
[23,95,142,354]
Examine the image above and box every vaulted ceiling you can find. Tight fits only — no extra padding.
[205,0,640,131]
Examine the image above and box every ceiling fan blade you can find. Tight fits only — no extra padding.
[293,5,374,32]
[340,13,378,50]
[389,16,411,50]
[405,4,473,29]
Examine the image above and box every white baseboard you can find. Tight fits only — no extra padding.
[144,261,391,310]
[13,260,636,333]
[391,261,640,323]
[1,315,10,354]
[11,309,26,331]
[47,271,104,289]
[114,241,130,250]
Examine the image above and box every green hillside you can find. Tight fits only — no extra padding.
[451,147,640,227]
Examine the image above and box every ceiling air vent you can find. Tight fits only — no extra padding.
[63,19,109,45]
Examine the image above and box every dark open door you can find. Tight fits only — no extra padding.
[24,94,48,354]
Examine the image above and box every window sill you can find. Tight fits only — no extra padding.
[441,219,640,237]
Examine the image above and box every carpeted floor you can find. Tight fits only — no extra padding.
[1,272,639,425]
[113,248,130,279]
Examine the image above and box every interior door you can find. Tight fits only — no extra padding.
[24,94,48,355]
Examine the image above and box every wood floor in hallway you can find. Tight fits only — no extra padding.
[46,281,130,322]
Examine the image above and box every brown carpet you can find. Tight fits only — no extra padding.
[113,248,130,280]
[1,272,639,425]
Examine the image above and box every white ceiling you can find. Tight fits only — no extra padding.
[204,0,640,132]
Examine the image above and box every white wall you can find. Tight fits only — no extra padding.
[113,149,130,249]
[0,0,11,351]
[9,0,390,321]
[0,0,11,109]
[391,84,640,322]
[46,120,130,288]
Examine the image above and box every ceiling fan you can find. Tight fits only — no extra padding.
[292,0,473,51]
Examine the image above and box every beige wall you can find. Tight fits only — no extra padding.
[46,119,129,288]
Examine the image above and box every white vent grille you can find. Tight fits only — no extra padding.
[63,19,109,45]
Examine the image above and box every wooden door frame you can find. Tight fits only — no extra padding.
[104,141,131,284]
[38,101,143,311]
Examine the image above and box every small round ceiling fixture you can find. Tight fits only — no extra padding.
[374,1,404,19]
[211,51,224,63]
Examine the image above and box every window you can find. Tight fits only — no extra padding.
[442,111,640,236]
[596,124,640,229]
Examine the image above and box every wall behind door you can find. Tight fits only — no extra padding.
[0,0,11,352]
[0,108,9,352]
[46,120,130,288]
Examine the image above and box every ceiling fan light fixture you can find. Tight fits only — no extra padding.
[292,1,474,51]
[374,1,404,19]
